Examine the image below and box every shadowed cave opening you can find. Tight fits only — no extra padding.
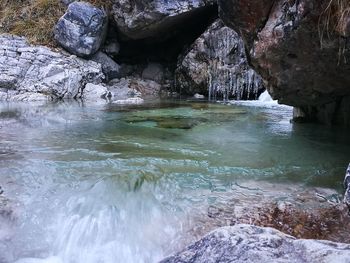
[114,5,218,69]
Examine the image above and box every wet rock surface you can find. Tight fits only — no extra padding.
[161,224,350,263]
[218,0,350,126]
[54,1,108,57]
[112,0,216,41]
[0,35,104,101]
[176,20,264,99]
[343,164,350,212]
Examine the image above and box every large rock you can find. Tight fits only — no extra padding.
[91,51,120,81]
[82,83,110,102]
[161,224,350,263]
[218,0,350,125]
[54,1,108,57]
[112,0,216,41]
[176,20,264,100]
[0,35,104,101]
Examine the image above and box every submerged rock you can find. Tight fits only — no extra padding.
[161,224,350,263]
[218,0,350,125]
[0,35,104,101]
[176,180,350,247]
[176,20,264,100]
[54,1,108,57]
[112,0,216,41]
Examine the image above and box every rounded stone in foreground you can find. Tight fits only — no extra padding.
[160,224,350,263]
[54,1,108,57]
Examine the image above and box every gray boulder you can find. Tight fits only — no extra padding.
[112,0,215,40]
[91,51,120,81]
[54,1,108,57]
[176,20,264,100]
[161,224,350,263]
[108,77,160,100]
[82,83,110,102]
[0,35,104,101]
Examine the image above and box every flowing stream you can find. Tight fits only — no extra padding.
[0,98,349,263]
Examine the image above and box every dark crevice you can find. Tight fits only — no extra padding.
[114,5,218,68]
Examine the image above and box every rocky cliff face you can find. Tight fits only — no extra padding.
[218,0,350,126]
[175,20,264,100]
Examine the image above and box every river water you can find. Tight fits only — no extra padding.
[0,99,349,263]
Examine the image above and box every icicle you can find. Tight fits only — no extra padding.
[208,66,213,101]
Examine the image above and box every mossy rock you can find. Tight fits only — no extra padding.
[126,116,206,130]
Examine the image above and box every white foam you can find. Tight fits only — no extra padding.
[258,90,274,102]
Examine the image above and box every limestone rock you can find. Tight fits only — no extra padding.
[108,77,161,101]
[112,0,215,41]
[218,0,350,125]
[176,20,264,100]
[91,51,120,81]
[161,224,350,263]
[54,1,108,57]
[82,83,110,102]
[0,35,104,101]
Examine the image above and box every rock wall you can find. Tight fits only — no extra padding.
[218,0,350,126]
[175,20,264,100]
[0,35,104,101]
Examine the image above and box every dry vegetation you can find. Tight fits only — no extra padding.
[0,0,65,45]
[0,0,112,46]
[320,0,350,37]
